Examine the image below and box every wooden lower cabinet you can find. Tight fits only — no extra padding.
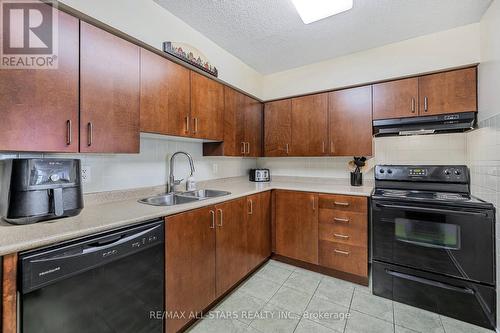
[318,240,368,277]
[246,192,272,271]
[165,207,216,333]
[275,191,319,264]
[2,253,17,333]
[215,198,248,297]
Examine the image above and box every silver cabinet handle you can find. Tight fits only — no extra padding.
[209,210,215,229]
[66,120,72,145]
[424,97,428,112]
[87,122,93,147]
[411,98,416,113]
[285,144,289,154]
[330,141,334,154]
[193,118,199,133]
[248,199,253,215]
[311,197,316,211]
[246,142,250,155]
[185,116,190,133]
[217,208,223,227]
[334,249,350,256]
[334,233,349,239]
[334,201,349,207]
[322,141,326,153]
[333,217,350,223]
[241,142,245,154]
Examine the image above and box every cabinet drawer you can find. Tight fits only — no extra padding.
[319,194,367,212]
[319,240,368,277]
[319,209,367,230]
[319,223,367,247]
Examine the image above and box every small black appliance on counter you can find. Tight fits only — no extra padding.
[249,168,270,182]
[0,159,83,225]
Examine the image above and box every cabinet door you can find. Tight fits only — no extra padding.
[246,192,271,271]
[166,207,216,333]
[140,49,190,136]
[329,86,373,156]
[222,86,245,156]
[275,191,319,264]
[0,9,79,152]
[419,67,477,116]
[291,94,329,156]
[264,100,292,156]
[215,198,247,297]
[190,71,224,140]
[244,96,263,157]
[373,78,418,120]
[80,22,140,153]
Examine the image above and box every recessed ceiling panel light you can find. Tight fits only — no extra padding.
[291,0,353,24]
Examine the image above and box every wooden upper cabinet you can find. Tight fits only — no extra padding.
[373,78,418,120]
[190,71,224,140]
[419,67,477,116]
[246,192,271,271]
[264,99,292,156]
[275,190,319,264]
[222,86,246,156]
[165,207,216,333]
[80,22,140,153]
[244,95,263,157]
[329,86,373,157]
[0,9,79,153]
[215,198,247,297]
[140,49,190,136]
[291,93,329,156]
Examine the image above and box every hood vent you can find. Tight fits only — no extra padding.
[373,112,476,137]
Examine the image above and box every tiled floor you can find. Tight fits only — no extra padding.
[186,260,494,333]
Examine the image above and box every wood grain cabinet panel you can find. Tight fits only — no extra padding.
[165,207,216,333]
[0,8,79,152]
[275,191,318,264]
[140,49,190,137]
[373,78,419,120]
[319,194,368,213]
[80,22,140,153]
[291,94,329,156]
[244,95,264,157]
[319,240,368,277]
[215,198,248,297]
[264,100,292,156]
[246,192,271,271]
[419,67,477,116]
[2,253,18,333]
[328,86,373,157]
[190,71,224,140]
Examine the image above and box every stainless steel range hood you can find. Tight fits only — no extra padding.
[373,112,476,136]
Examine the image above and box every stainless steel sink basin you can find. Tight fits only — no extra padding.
[138,193,199,206]
[177,189,232,199]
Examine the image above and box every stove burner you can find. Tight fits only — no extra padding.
[378,189,469,202]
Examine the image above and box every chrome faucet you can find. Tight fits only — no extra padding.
[168,151,195,193]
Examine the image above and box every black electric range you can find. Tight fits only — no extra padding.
[371,165,496,330]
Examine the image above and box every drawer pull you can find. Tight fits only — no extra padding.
[333,233,349,239]
[334,249,350,256]
[334,201,350,207]
[333,217,349,223]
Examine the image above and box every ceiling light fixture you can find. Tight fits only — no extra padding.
[291,0,353,24]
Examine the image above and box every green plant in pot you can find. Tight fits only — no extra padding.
[349,157,366,186]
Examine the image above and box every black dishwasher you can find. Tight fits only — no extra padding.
[19,219,164,333]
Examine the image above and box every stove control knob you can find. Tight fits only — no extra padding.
[454,170,461,176]
[444,169,451,176]
[380,169,385,174]
[387,169,393,174]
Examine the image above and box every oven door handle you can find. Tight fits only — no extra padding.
[385,269,474,295]
[374,203,487,217]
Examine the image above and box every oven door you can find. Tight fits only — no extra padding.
[372,200,495,284]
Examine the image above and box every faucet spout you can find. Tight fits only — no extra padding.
[168,151,196,193]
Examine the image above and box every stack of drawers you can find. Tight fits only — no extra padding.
[318,194,368,277]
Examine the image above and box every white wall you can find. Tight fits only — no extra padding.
[262,24,481,100]
[59,0,264,99]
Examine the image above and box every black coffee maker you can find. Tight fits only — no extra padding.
[0,159,83,225]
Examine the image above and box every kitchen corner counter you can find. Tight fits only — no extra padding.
[0,176,373,256]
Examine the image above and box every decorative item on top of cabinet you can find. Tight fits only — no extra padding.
[264,99,292,157]
[80,22,140,153]
[190,71,224,141]
[140,48,190,137]
[0,8,79,153]
[291,93,329,156]
[163,42,218,77]
[328,86,373,157]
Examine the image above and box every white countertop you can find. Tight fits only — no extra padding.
[0,176,373,256]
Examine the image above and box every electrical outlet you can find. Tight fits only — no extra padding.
[81,166,91,183]
[212,163,218,175]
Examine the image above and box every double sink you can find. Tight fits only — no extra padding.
[139,189,231,206]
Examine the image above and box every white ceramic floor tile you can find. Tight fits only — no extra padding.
[315,276,355,307]
[186,317,249,333]
[294,318,338,333]
[239,275,282,301]
[254,264,293,284]
[350,289,393,322]
[267,259,297,272]
[395,325,420,333]
[215,291,268,324]
[393,302,444,333]
[283,271,322,295]
[268,285,313,314]
[345,310,394,333]
[440,315,494,333]
[304,295,349,332]
[249,303,301,333]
